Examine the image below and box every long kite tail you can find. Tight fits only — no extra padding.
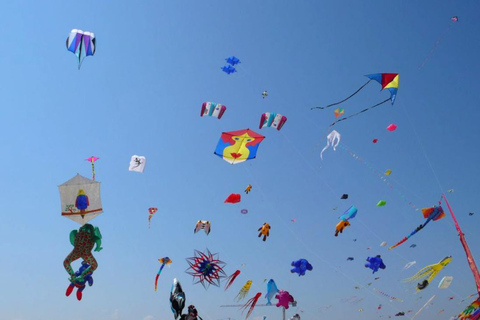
[311,79,372,110]
[329,97,391,127]
[388,220,431,250]
[154,263,166,291]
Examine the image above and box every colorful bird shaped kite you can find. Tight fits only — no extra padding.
[312,73,399,126]
[194,220,211,235]
[389,205,445,250]
[154,257,172,291]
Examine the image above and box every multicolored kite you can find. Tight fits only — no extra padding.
[312,73,399,126]
[214,129,265,165]
[259,112,287,131]
[201,102,227,119]
[66,29,96,69]
[148,207,158,228]
[154,257,172,291]
[334,108,344,118]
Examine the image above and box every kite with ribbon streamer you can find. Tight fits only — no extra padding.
[148,207,158,228]
[85,156,99,181]
[154,257,172,291]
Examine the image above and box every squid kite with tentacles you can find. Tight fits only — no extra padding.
[224,270,241,291]
[240,292,262,319]
[236,280,252,301]
[403,256,452,291]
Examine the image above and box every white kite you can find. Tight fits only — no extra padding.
[438,276,453,289]
[402,261,417,271]
[320,130,341,160]
[58,174,103,225]
[129,155,146,173]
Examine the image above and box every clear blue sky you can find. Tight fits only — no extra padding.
[0,1,479,320]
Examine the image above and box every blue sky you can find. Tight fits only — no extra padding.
[0,1,479,320]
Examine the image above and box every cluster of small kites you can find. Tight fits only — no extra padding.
[58,16,480,320]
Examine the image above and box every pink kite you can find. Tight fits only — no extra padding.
[225,194,241,203]
[275,290,295,309]
[386,124,397,132]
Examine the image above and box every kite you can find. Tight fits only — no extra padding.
[225,194,241,203]
[311,73,399,126]
[410,244,417,248]
[240,292,261,319]
[458,297,480,320]
[290,259,313,276]
[224,270,241,291]
[155,257,172,291]
[59,174,103,224]
[452,16,459,22]
[374,288,403,302]
[389,205,446,250]
[258,223,271,241]
[214,129,265,165]
[403,256,452,291]
[236,280,253,301]
[241,209,248,214]
[276,290,294,309]
[419,16,458,69]
[320,130,341,160]
[448,189,454,193]
[185,249,226,289]
[63,224,102,289]
[335,220,350,237]
[411,295,436,320]
[290,314,301,320]
[387,124,397,132]
[148,207,158,228]
[226,56,241,66]
[341,194,348,199]
[347,257,354,261]
[365,255,386,274]
[339,206,357,221]
[66,29,96,69]
[222,65,237,74]
[376,200,386,207]
[385,169,392,175]
[200,102,227,119]
[259,112,287,131]
[402,261,416,271]
[334,108,344,118]
[194,221,211,235]
[129,155,146,173]
[245,185,252,194]
[262,91,268,99]
[291,218,297,222]
[395,312,405,316]
[183,305,203,320]
[438,276,453,289]
[265,279,279,305]
[65,261,94,301]
[469,212,475,216]
[380,241,387,246]
[372,139,378,143]
[170,278,186,320]
[85,156,99,181]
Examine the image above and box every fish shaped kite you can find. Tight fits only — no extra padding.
[154,257,172,291]
[265,279,279,305]
[320,130,341,160]
[214,129,265,165]
[259,112,287,131]
[194,220,211,235]
[201,102,227,119]
[389,205,445,250]
[66,29,96,69]
[312,73,399,126]
[129,155,146,173]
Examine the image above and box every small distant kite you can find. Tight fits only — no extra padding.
[222,65,237,74]
[214,129,265,165]
[380,241,387,246]
[341,194,348,199]
[129,155,146,173]
[241,209,248,214]
[201,102,227,119]
[410,244,417,248]
[334,108,344,118]
[420,17,458,69]
[451,16,458,22]
[225,194,241,203]
[245,185,252,194]
[347,257,354,261]
[291,218,297,222]
[385,169,392,175]
[336,205,357,237]
[236,280,253,302]
[66,29,96,69]
[377,200,386,207]
[185,249,227,289]
[85,156,100,181]
[194,220,211,235]
[320,130,341,160]
[258,223,271,241]
[469,212,474,216]
[259,112,287,131]
[402,261,416,271]
[372,139,378,144]
[148,207,158,228]
[262,91,268,99]
[387,124,397,132]
[154,257,172,291]
[225,56,241,66]
[312,73,399,126]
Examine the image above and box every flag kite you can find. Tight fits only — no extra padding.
[214,129,265,165]
[66,29,96,69]
[312,73,399,126]
[389,205,445,250]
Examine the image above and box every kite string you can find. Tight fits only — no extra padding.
[419,22,454,70]
[329,98,391,127]
[311,79,372,110]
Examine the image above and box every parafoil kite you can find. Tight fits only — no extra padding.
[320,130,340,160]
[290,259,313,276]
[148,207,158,228]
[365,255,386,274]
[194,220,211,235]
[312,73,399,126]
[200,102,226,119]
[225,194,241,203]
[259,112,287,131]
[185,249,226,289]
[129,155,146,173]
[276,290,294,309]
[265,279,279,305]
[438,276,453,289]
[155,257,172,291]
[403,256,452,292]
[236,280,253,301]
[335,205,357,236]
[389,206,445,249]
[240,292,261,319]
[66,29,96,69]
[226,56,241,66]
[245,185,252,194]
[224,270,241,291]
[214,129,265,165]
[258,223,271,241]
[65,260,94,301]
[222,65,237,74]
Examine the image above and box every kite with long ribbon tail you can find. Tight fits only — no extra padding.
[419,16,458,69]
[311,73,399,126]
[388,205,445,250]
[85,156,99,181]
[412,295,436,320]
[154,257,172,291]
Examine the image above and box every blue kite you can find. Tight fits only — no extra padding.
[365,255,386,274]
[66,29,96,69]
[221,65,237,74]
[225,56,241,66]
[291,259,313,276]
